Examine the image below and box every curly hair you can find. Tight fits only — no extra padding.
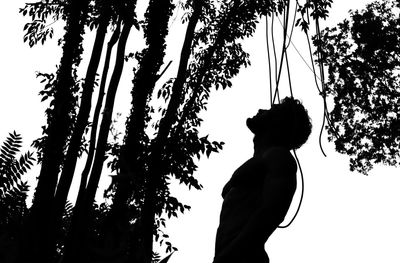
[249,97,312,150]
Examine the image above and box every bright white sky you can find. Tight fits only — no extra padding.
[1,1,400,263]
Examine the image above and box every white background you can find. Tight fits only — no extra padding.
[1,1,400,263]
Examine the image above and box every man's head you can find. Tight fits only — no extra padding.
[246,97,312,150]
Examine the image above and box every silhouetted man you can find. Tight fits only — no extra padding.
[213,97,312,263]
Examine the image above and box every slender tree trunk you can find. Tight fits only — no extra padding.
[115,0,174,214]
[177,3,239,129]
[121,0,174,177]
[157,1,202,135]
[24,1,89,261]
[76,19,121,202]
[61,19,133,263]
[50,6,111,260]
[53,3,111,230]
[112,2,174,262]
[140,2,202,263]
[85,19,133,213]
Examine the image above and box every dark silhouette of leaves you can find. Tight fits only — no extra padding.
[20,0,66,47]
[0,132,34,262]
[0,132,34,202]
[315,0,400,174]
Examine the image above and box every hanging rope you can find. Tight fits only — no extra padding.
[272,1,291,104]
[266,15,273,106]
[271,12,280,104]
[278,149,304,228]
[267,0,343,228]
[264,0,309,228]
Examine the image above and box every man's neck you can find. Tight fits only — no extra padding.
[253,144,289,157]
[253,146,269,157]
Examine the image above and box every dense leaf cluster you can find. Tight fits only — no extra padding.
[0,133,31,195]
[0,132,34,261]
[296,0,333,31]
[315,0,400,174]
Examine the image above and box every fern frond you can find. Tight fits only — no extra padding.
[0,132,22,167]
[10,152,35,181]
[0,131,34,204]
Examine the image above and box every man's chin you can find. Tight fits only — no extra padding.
[246,117,256,133]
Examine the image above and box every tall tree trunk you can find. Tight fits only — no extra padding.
[24,0,89,261]
[120,0,174,179]
[61,19,133,263]
[140,2,202,263]
[112,2,175,262]
[53,2,112,231]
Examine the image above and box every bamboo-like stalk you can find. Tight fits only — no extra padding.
[61,18,134,263]
[76,18,121,204]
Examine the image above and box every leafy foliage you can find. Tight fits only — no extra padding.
[0,132,34,225]
[30,0,89,170]
[296,0,333,31]
[0,132,32,193]
[32,68,82,163]
[0,132,34,262]
[19,0,123,47]
[0,132,34,256]
[315,0,400,174]
[20,0,66,47]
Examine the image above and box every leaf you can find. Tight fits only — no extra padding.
[158,252,174,263]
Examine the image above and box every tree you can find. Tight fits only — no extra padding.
[11,0,333,262]
[17,0,141,260]
[21,0,91,261]
[53,0,114,225]
[61,1,137,261]
[316,0,400,174]
[0,132,34,262]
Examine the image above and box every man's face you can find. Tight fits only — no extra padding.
[246,106,280,134]
[247,109,267,130]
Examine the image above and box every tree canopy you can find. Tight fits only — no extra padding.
[316,0,400,174]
